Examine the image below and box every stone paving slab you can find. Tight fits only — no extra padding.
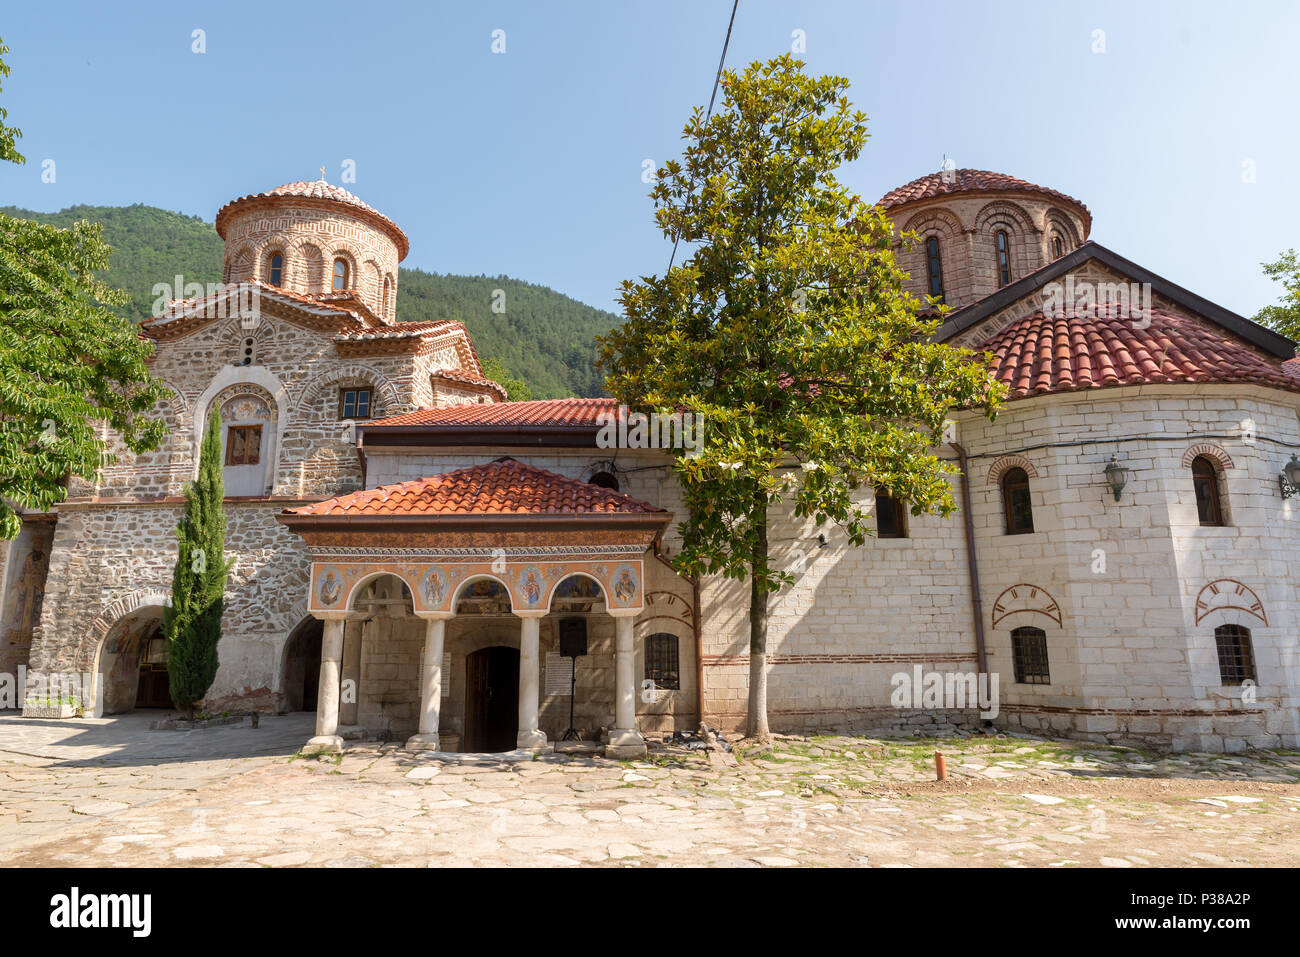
[2,719,1298,867]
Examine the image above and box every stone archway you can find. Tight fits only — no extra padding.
[96,604,169,715]
[280,617,323,713]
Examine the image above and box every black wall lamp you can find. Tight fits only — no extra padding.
[1104,455,1129,502]
[1280,455,1300,499]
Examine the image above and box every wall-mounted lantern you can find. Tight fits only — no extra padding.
[1104,455,1129,502]
[1280,455,1300,499]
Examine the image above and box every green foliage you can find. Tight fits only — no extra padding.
[479,356,533,401]
[1253,249,1300,340]
[1,203,617,400]
[0,38,166,539]
[599,56,1002,734]
[397,269,615,397]
[163,409,231,717]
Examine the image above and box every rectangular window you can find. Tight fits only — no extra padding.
[1011,627,1051,684]
[875,492,908,539]
[339,388,372,420]
[1214,625,1256,685]
[645,633,680,691]
[224,425,262,466]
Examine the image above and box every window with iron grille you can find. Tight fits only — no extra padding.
[645,633,679,691]
[1011,626,1050,684]
[1214,624,1256,685]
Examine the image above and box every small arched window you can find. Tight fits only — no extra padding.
[267,252,284,287]
[382,275,392,319]
[925,236,945,302]
[1050,232,1065,259]
[1191,455,1224,526]
[588,471,619,491]
[332,258,349,291]
[1213,624,1256,685]
[1001,467,1034,534]
[995,230,1012,286]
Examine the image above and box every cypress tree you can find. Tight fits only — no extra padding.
[164,407,231,718]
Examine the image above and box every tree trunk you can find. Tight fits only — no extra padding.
[747,495,771,741]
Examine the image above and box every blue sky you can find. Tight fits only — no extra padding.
[1,0,1297,318]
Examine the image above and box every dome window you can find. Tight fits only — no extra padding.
[267,252,284,287]
[332,258,349,291]
[1051,232,1065,260]
[995,230,1012,287]
[925,236,945,303]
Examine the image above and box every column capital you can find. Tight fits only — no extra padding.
[513,609,548,620]
[312,610,366,622]
[415,611,455,621]
[607,608,641,620]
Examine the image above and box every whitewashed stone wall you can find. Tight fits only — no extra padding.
[367,384,1300,751]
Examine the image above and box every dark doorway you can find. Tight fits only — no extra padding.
[134,627,171,709]
[281,619,324,712]
[465,646,519,752]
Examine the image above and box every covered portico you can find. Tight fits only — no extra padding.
[276,459,671,759]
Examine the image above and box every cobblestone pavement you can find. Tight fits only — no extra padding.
[2,713,1299,867]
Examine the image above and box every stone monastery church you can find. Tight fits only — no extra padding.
[2,170,1298,756]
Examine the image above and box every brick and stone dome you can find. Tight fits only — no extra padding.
[216,178,409,322]
[877,168,1091,311]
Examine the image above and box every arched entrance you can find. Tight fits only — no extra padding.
[97,605,168,714]
[465,646,519,752]
[280,617,324,712]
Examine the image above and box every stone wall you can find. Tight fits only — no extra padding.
[363,385,1300,751]
[26,501,315,713]
[222,203,402,321]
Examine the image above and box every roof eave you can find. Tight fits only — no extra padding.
[934,240,1297,359]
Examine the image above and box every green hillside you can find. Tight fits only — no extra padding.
[0,203,616,399]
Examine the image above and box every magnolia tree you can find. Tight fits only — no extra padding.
[599,56,1002,740]
[1253,249,1300,339]
[0,38,165,538]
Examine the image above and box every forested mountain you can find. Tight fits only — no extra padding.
[1,203,616,398]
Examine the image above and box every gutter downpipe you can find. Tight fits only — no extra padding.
[951,442,989,679]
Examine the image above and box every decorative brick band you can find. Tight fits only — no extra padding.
[701,652,978,667]
[987,454,1039,485]
[1000,703,1263,717]
[990,583,1062,628]
[1194,578,1268,626]
[1181,443,1234,470]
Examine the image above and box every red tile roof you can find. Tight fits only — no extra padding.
[287,459,664,517]
[215,179,409,259]
[982,308,1300,399]
[333,320,462,342]
[431,368,509,399]
[366,397,617,428]
[878,169,1090,232]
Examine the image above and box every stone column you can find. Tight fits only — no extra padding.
[516,611,548,751]
[406,614,451,751]
[607,610,646,758]
[338,618,363,730]
[304,616,346,754]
